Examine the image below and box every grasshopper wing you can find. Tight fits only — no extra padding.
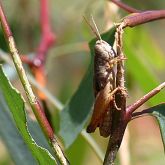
[87,82,113,133]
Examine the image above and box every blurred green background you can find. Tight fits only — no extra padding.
[0,0,165,164]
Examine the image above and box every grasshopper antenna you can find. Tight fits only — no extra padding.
[91,15,102,41]
[83,15,102,41]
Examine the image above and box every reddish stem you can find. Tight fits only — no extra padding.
[33,100,54,140]
[21,55,34,66]
[20,0,56,104]
[111,0,140,13]
[0,4,12,37]
[123,10,165,28]
[132,103,165,119]
[111,0,165,28]
[21,0,56,68]
[126,82,165,115]
[0,0,54,142]
[34,0,56,66]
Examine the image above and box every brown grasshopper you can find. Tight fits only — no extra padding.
[84,16,124,137]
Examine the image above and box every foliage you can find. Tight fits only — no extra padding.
[0,66,56,164]
[0,0,165,165]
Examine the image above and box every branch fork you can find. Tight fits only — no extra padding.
[103,1,165,164]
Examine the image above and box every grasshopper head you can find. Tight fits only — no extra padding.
[95,40,116,59]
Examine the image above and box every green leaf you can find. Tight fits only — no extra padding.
[124,27,165,70]
[124,28,165,105]
[145,103,165,149]
[0,92,54,164]
[0,93,37,165]
[139,29,165,70]
[59,27,116,148]
[27,119,53,155]
[0,65,56,164]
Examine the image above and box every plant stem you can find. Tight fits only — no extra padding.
[122,10,165,28]
[127,82,165,114]
[103,105,129,165]
[105,2,165,164]
[34,0,56,66]
[131,103,165,119]
[0,3,68,165]
[111,0,165,28]
[111,0,140,13]
[103,21,128,165]
[118,127,130,165]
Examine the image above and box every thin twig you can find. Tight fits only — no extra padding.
[32,0,56,102]
[21,0,56,101]
[122,10,165,28]
[34,0,56,66]
[111,0,140,13]
[127,82,165,114]
[20,0,56,73]
[0,3,69,165]
[111,0,165,28]
[103,21,128,165]
[19,0,56,70]
[115,23,125,88]
[131,103,165,120]
[104,3,131,165]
